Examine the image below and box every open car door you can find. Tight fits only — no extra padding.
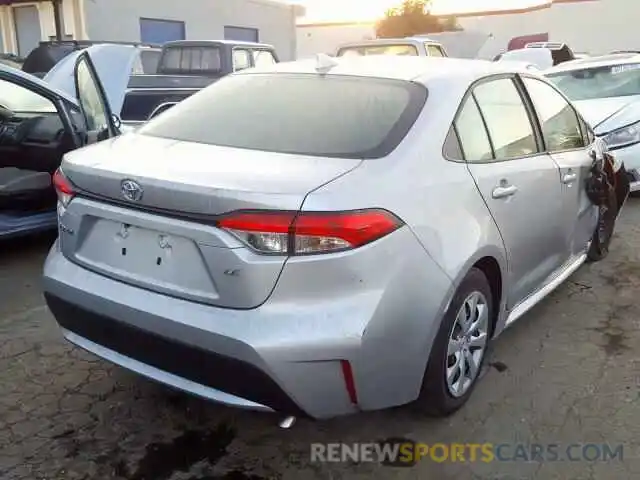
[73,51,120,144]
[44,44,139,143]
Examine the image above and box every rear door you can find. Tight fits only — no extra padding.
[520,76,597,257]
[460,76,566,307]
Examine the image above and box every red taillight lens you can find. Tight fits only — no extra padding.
[52,168,74,207]
[217,209,403,255]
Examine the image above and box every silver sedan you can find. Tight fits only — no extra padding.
[43,56,616,420]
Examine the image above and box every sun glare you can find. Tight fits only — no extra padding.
[299,0,550,22]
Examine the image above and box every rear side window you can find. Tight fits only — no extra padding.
[426,44,445,57]
[140,73,428,159]
[454,97,493,161]
[473,78,538,160]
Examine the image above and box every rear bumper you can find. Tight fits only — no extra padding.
[43,228,452,419]
[45,292,306,415]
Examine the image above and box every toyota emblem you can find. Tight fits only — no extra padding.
[121,179,143,202]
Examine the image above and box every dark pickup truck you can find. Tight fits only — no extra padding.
[121,40,279,125]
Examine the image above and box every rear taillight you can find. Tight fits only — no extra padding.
[217,209,403,255]
[52,168,75,208]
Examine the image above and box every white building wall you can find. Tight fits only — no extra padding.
[456,0,632,58]
[83,0,299,60]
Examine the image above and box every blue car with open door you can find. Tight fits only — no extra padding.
[0,45,138,239]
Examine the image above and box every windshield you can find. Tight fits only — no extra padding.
[546,63,640,100]
[140,73,427,159]
[0,78,56,113]
[337,44,419,57]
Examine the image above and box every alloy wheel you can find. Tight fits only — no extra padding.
[445,291,489,398]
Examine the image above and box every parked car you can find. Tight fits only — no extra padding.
[21,40,162,78]
[121,40,279,126]
[335,37,448,58]
[544,53,640,192]
[43,56,626,421]
[0,44,139,239]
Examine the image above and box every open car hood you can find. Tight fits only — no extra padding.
[573,95,640,134]
[43,44,139,116]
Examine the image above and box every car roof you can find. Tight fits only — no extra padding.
[546,53,640,73]
[163,39,274,49]
[242,55,537,84]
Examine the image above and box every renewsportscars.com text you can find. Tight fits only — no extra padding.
[310,441,624,466]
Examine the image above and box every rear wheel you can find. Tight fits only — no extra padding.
[416,268,493,416]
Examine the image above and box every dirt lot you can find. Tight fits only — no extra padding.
[2,201,640,480]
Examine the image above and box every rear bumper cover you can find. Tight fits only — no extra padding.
[43,226,452,419]
[45,292,307,416]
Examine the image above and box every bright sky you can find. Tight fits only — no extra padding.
[298,0,550,22]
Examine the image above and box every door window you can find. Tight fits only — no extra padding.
[473,78,538,160]
[0,78,55,113]
[522,77,585,151]
[454,96,493,162]
[252,49,276,67]
[233,49,252,71]
[75,55,113,137]
[426,44,445,57]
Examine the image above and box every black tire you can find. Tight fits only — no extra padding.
[587,189,617,263]
[416,267,493,417]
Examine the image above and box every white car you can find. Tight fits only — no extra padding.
[545,54,640,190]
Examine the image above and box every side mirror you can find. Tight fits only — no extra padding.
[111,113,122,130]
[148,102,177,121]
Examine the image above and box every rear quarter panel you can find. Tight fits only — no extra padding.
[301,75,508,332]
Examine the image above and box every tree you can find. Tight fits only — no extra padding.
[375,0,462,39]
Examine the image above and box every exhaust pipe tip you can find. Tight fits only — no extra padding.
[279,416,296,429]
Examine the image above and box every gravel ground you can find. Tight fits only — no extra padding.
[2,200,640,479]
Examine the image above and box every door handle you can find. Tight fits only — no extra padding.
[562,172,577,184]
[492,184,518,199]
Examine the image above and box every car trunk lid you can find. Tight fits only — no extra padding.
[58,133,362,308]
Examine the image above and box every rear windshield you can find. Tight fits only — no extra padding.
[160,46,221,73]
[337,44,419,57]
[139,73,427,159]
